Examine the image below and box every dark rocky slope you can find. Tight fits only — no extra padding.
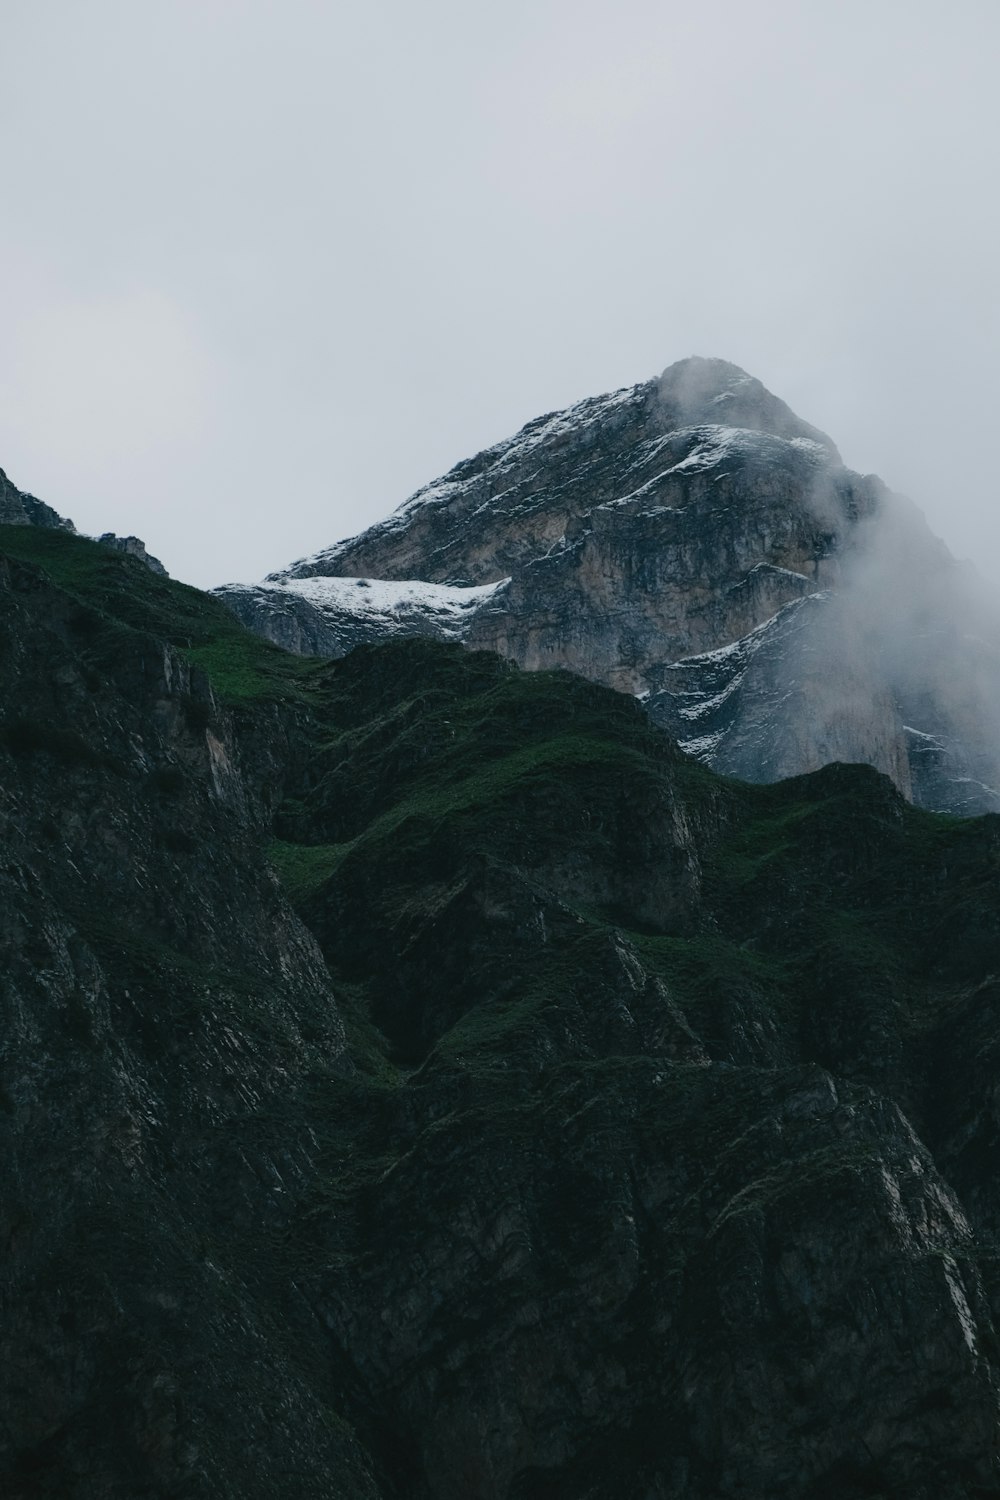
[0,466,75,531]
[217,357,1000,816]
[2,522,1000,1497]
[0,529,377,1497]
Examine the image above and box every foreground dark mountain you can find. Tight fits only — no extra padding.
[3,521,1000,1497]
[218,357,1000,816]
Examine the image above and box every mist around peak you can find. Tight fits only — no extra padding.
[794,478,1000,811]
[656,356,842,460]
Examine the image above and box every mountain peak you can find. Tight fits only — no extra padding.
[656,356,841,459]
[262,358,840,592]
[217,359,1000,816]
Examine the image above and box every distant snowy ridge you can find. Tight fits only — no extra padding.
[219,574,507,632]
[214,573,511,658]
[269,574,507,632]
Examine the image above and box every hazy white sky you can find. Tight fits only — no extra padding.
[1,0,997,588]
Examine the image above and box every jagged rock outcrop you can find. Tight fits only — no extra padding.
[0,466,75,531]
[217,357,1000,815]
[0,465,166,573]
[96,531,168,575]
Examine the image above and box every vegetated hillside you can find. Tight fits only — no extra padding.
[218,356,1000,816]
[2,522,1000,1500]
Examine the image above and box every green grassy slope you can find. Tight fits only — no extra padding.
[0,525,326,701]
[266,634,1000,1096]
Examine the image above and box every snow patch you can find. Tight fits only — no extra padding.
[666,425,829,476]
[681,728,729,758]
[642,594,829,764]
[903,725,945,745]
[231,574,510,640]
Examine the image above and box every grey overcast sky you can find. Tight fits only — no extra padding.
[1,0,998,588]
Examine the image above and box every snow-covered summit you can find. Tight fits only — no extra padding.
[654,357,840,459]
[277,573,507,622]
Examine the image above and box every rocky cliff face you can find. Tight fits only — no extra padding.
[0,532,377,1498]
[4,520,1000,1497]
[0,466,75,531]
[95,530,168,575]
[217,357,1000,815]
[0,464,167,574]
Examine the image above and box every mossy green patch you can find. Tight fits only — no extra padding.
[269,838,351,901]
[0,525,327,703]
